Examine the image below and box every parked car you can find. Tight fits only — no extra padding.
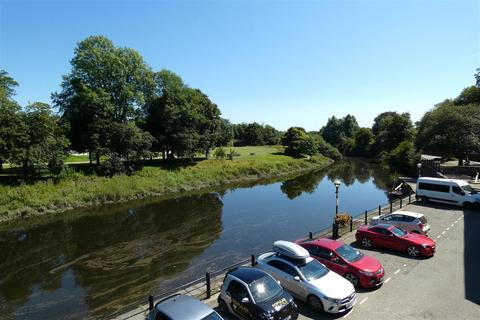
[371,211,430,234]
[147,294,223,320]
[298,238,384,288]
[416,177,480,208]
[356,224,436,258]
[256,240,356,314]
[218,267,298,320]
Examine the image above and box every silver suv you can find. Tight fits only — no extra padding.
[147,294,223,320]
[371,211,430,234]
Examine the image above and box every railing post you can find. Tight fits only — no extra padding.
[149,295,154,311]
[390,200,393,213]
[309,232,313,240]
[400,197,403,208]
[350,215,353,232]
[332,223,335,239]
[378,205,381,215]
[206,272,211,299]
[364,210,367,225]
[409,193,411,204]
[251,254,256,267]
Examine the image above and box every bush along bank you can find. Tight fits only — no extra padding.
[0,154,332,223]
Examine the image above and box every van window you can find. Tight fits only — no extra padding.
[452,186,464,195]
[418,182,450,193]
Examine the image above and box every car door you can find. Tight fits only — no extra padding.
[382,228,403,251]
[451,186,465,205]
[401,215,415,232]
[266,259,305,298]
[368,227,388,248]
[225,280,252,319]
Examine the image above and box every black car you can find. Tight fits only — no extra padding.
[218,267,298,320]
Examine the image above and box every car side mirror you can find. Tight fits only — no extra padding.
[293,276,301,282]
[241,297,249,304]
[330,256,339,263]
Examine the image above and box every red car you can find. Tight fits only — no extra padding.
[356,224,436,258]
[297,238,385,288]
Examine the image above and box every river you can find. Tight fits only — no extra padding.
[0,159,395,319]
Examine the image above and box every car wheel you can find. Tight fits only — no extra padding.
[361,237,372,248]
[345,273,359,287]
[421,196,429,202]
[307,295,324,313]
[407,245,420,258]
[218,297,229,314]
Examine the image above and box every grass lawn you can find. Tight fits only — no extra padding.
[0,146,332,222]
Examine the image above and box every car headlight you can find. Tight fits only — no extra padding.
[359,270,374,276]
[325,297,341,304]
[421,244,429,248]
[261,312,274,320]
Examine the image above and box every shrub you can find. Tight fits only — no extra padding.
[213,147,227,160]
[335,213,351,227]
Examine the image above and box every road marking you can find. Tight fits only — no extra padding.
[394,269,401,274]
[442,231,446,234]
[454,221,458,224]
[385,277,392,283]
[359,297,368,305]
[446,227,450,231]
[437,235,441,239]
[403,264,407,267]
[450,224,454,227]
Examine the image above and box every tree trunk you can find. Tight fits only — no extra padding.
[89,151,93,165]
[205,149,209,159]
[96,153,100,165]
[0,159,3,174]
[162,150,166,160]
[458,156,464,166]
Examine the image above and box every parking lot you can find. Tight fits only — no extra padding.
[207,203,480,320]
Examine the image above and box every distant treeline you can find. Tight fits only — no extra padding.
[1,35,479,178]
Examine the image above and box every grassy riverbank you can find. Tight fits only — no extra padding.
[0,146,332,223]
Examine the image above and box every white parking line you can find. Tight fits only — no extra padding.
[450,224,454,227]
[359,297,368,305]
[394,269,401,275]
[384,277,392,283]
[437,235,441,239]
[446,227,450,231]
[442,231,446,235]
[403,264,407,267]
[454,221,458,224]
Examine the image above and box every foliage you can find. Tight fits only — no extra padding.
[381,141,418,173]
[233,122,281,146]
[320,115,359,149]
[314,135,342,161]
[97,153,125,177]
[335,213,351,227]
[371,112,414,154]
[453,86,480,105]
[213,147,226,159]
[351,128,374,157]
[416,100,480,164]
[281,127,318,157]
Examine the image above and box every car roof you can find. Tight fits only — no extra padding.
[418,177,468,186]
[228,267,268,285]
[369,224,394,230]
[306,238,343,250]
[156,294,214,319]
[396,211,423,218]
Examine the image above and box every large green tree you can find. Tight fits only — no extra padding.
[416,100,480,165]
[371,111,414,154]
[320,114,359,151]
[281,127,318,157]
[53,36,155,161]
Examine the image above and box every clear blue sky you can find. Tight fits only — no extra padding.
[1,0,479,130]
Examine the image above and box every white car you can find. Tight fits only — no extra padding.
[371,211,430,234]
[255,240,356,314]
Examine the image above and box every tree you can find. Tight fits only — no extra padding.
[8,103,69,176]
[454,86,480,105]
[382,141,418,174]
[351,128,374,157]
[371,112,413,154]
[320,114,359,152]
[416,100,480,165]
[53,36,155,161]
[0,70,22,173]
[281,127,318,157]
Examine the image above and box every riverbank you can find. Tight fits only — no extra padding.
[0,146,333,224]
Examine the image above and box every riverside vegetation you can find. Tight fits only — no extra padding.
[0,146,332,222]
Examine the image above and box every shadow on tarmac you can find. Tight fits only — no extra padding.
[464,208,480,305]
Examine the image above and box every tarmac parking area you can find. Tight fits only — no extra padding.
[209,203,480,320]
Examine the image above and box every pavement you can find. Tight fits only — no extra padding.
[206,203,480,320]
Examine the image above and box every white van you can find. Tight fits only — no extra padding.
[416,177,480,208]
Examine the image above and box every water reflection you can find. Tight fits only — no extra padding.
[0,194,223,319]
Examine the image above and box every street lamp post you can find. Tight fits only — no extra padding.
[334,179,341,217]
[417,163,422,179]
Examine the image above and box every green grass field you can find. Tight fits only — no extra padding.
[0,146,332,222]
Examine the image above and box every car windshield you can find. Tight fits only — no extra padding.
[461,185,476,194]
[391,226,407,237]
[295,259,329,281]
[335,244,364,263]
[201,312,223,320]
[248,275,283,303]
